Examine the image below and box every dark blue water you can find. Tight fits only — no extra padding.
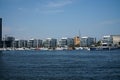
[0,50,120,80]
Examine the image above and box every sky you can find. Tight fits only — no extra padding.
[0,0,120,40]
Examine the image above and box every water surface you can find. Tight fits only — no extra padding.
[0,50,120,80]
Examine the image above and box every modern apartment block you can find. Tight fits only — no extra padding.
[111,35,120,47]
[81,37,95,47]
[14,40,28,48]
[28,39,37,48]
[102,35,112,46]
[101,35,120,47]
[43,38,57,48]
[59,37,67,47]
[67,38,74,47]
[4,36,15,47]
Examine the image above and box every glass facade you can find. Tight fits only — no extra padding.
[81,37,95,47]
[59,38,67,47]
[43,38,57,48]
[67,38,74,47]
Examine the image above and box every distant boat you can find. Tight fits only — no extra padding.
[16,48,25,50]
[75,47,83,50]
[40,48,48,51]
[56,47,64,50]
[0,48,6,51]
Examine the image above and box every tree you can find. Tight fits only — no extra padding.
[96,41,101,46]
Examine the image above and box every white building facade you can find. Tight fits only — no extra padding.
[81,37,95,47]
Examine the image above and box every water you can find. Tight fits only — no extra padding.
[0,50,120,80]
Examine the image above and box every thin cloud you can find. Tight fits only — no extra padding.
[40,0,73,14]
[45,0,73,8]
[17,0,74,14]
[100,20,120,25]
[18,8,23,10]
[41,10,64,14]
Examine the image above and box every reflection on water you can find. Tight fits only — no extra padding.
[0,51,3,57]
[0,51,8,80]
[0,50,120,80]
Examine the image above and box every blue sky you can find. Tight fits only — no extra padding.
[0,0,120,40]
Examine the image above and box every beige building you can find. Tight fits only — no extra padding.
[111,35,120,47]
[74,36,80,47]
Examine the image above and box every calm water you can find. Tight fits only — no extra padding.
[0,50,120,80]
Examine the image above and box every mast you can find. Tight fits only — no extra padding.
[3,35,6,50]
[37,39,38,48]
[3,36,5,48]
[12,40,14,49]
[79,29,81,47]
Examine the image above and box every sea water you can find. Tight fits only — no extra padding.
[0,50,120,80]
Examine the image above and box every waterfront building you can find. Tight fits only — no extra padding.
[14,40,28,48]
[4,36,15,47]
[14,40,19,48]
[101,35,112,46]
[67,38,74,47]
[74,36,80,47]
[51,38,57,48]
[28,39,37,48]
[111,35,120,47]
[81,37,95,47]
[59,37,67,47]
[0,18,2,48]
[43,38,57,48]
[101,35,120,47]
[38,39,43,48]
[43,38,51,48]
[5,36,15,42]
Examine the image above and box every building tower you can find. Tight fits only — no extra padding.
[0,18,2,47]
[74,36,80,47]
